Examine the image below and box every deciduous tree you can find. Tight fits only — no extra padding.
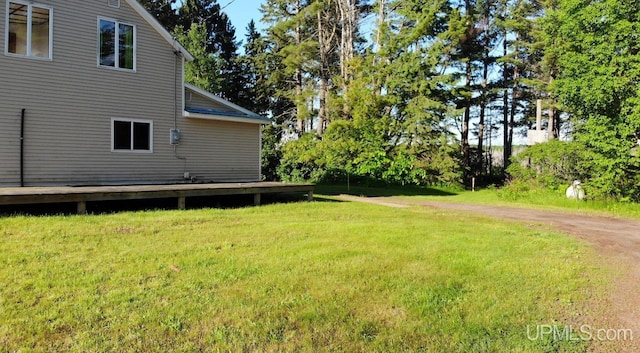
[553,0,640,200]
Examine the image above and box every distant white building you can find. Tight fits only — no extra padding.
[527,99,549,146]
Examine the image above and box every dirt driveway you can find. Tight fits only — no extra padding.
[336,195,640,352]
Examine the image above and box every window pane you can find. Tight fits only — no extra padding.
[133,122,150,150]
[119,24,134,69]
[31,6,50,58]
[99,20,115,67]
[114,121,131,150]
[8,3,27,55]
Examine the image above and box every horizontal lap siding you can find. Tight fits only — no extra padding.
[186,90,236,113]
[179,119,260,182]
[0,0,260,186]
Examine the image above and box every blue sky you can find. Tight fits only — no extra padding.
[220,0,266,44]
[175,0,266,46]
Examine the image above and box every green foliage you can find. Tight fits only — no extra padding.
[173,23,225,93]
[277,119,462,186]
[137,0,178,31]
[552,0,640,201]
[156,0,640,199]
[261,125,282,181]
[412,139,463,186]
[497,179,548,201]
[237,20,273,115]
[507,140,587,191]
[260,0,318,130]
[381,150,416,185]
[277,134,324,182]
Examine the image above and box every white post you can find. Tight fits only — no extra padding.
[536,99,542,131]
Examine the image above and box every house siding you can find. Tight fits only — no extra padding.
[180,119,261,181]
[0,0,260,186]
[186,89,236,113]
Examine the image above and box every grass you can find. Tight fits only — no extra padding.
[0,200,610,352]
[316,183,640,219]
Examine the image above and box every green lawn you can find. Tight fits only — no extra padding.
[0,200,610,352]
[317,183,640,219]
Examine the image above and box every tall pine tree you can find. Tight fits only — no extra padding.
[176,0,242,101]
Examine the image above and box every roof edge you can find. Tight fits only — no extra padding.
[183,110,270,125]
[185,83,263,118]
[124,0,194,62]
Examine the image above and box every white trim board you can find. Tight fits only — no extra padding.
[123,0,194,61]
[183,111,269,125]
[185,83,262,117]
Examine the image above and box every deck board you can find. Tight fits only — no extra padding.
[0,182,314,210]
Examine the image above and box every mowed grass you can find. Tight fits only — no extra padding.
[317,183,640,219]
[0,200,609,352]
[426,188,640,219]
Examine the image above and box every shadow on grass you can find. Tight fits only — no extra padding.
[262,193,342,204]
[315,183,459,198]
[0,192,323,217]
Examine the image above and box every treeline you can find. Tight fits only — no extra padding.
[140,0,640,201]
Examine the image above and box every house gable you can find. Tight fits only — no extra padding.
[123,0,193,61]
[0,0,262,186]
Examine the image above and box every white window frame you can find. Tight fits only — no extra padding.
[97,17,136,72]
[111,118,153,153]
[4,0,53,60]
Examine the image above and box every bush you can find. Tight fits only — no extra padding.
[276,122,463,187]
[261,125,283,181]
[497,179,544,201]
[277,134,325,183]
[507,140,588,191]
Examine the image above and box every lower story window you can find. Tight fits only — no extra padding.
[112,118,152,152]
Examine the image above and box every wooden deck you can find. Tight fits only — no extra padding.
[0,182,314,213]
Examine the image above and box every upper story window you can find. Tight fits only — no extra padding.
[5,1,53,60]
[98,18,135,71]
[112,118,153,152]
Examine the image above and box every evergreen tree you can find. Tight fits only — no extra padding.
[137,0,178,31]
[239,21,285,180]
[261,0,317,134]
[174,23,225,93]
[495,0,542,168]
[534,0,561,138]
[238,20,271,115]
[177,0,242,101]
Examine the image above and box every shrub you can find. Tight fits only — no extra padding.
[277,134,325,183]
[277,122,464,187]
[507,140,588,191]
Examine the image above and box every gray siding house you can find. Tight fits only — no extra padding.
[0,0,268,187]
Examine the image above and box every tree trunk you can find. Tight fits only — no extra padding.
[294,0,304,134]
[509,63,519,165]
[548,105,556,139]
[462,59,472,178]
[478,100,486,174]
[548,77,559,139]
[477,7,490,176]
[375,0,385,54]
[317,10,326,135]
[316,2,339,134]
[338,0,356,118]
[373,0,386,97]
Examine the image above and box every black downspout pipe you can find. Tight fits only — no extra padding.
[20,108,25,187]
